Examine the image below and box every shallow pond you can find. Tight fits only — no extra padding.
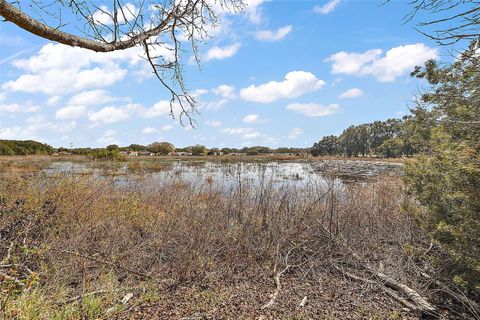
[39,159,403,189]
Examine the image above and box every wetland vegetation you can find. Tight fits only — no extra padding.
[0,154,477,319]
[0,0,479,319]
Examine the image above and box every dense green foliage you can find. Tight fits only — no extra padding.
[69,148,93,155]
[191,144,207,155]
[106,144,120,151]
[311,118,416,158]
[0,140,53,155]
[0,140,311,157]
[87,149,125,161]
[405,46,480,291]
[219,147,239,154]
[127,144,148,152]
[148,142,175,155]
[239,146,271,154]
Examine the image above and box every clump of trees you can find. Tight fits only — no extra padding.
[311,117,417,158]
[106,144,120,151]
[148,142,174,155]
[219,147,239,154]
[173,145,206,155]
[191,144,207,156]
[0,140,53,155]
[0,140,313,158]
[127,144,148,152]
[69,148,93,155]
[404,43,480,291]
[87,148,125,161]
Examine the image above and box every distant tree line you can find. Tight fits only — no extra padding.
[79,144,307,157]
[0,140,312,158]
[0,140,53,155]
[0,121,423,159]
[311,116,418,158]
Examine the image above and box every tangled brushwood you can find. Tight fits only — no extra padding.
[0,172,479,319]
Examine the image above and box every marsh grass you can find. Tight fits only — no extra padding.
[0,166,473,318]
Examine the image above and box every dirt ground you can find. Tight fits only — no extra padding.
[113,270,418,320]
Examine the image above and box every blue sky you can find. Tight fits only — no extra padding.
[0,0,450,148]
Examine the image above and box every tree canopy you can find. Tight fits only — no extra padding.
[405,42,480,290]
[310,117,417,158]
[0,140,53,155]
[148,142,175,155]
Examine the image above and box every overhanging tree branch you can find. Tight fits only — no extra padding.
[0,0,177,52]
[0,0,244,122]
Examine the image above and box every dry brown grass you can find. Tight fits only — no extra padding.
[0,170,475,319]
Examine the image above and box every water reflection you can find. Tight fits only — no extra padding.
[40,159,402,189]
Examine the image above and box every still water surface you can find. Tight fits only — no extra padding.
[41,159,402,188]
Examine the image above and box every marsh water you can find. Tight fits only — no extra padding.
[39,159,403,189]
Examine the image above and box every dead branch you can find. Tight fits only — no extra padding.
[58,287,136,305]
[0,0,244,121]
[367,268,437,315]
[1,242,13,265]
[420,272,480,318]
[319,224,438,316]
[261,265,289,309]
[261,243,299,309]
[1,1,188,52]
[49,248,149,279]
[332,264,420,312]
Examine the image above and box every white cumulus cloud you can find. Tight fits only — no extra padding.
[286,103,340,117]
[255,25,292,42]
[142,127,158,134]
[68,89,116,106]
[244,0,268,24]
[0,126,36,139]
[0,103,39,113]
[212,85,236,99]
[242,114,260,123]
[1,42,159,96]
[47,96,61,106]
[204,43,241,61]
[88,106,130,125]
[240,71,325,103]
[140,100,172,118]
[339,88,363,99]
[3,62,127,95]
[326,43,438,82]
[314,0,342,14]
[55,105,87,120]
[222,127,260,139]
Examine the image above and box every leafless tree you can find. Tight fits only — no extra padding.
[0,0,244,124]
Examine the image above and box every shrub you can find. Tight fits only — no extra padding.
[88,149,125,161]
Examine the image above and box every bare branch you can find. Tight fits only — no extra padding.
[0,0,244,122]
